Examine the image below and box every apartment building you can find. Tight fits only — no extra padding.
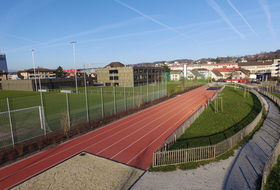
[96,62,164,87]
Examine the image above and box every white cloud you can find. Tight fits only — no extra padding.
[114,0,199,43]
[206,0,245,40]
[259,0,276,38]
[227,0,259,38]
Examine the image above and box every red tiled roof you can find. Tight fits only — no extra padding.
[213,67,237,73]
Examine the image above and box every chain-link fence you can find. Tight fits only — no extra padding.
[0,81,167,148]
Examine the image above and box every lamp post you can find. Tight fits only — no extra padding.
[70,41,78,93]
[30,49,37,91]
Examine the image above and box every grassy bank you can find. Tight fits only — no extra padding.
[168,86,262,149]
[271,92,280,99]
[149,107,266,172]
[265,155,280,190]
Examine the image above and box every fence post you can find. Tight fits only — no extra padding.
[147,71,149,102]
[114,85,116,114]
[158,73,159,99]
[66,93,71,129]
[38,76,46,136]
[7,98,15,148]
[101,88,104,118]
[85,88,89,122]
[140,85,142,103]
[162,77,164,98]
[124,86,126,110]
[214,145,216,158]
[133,86,135,108]
[153,82,155,101]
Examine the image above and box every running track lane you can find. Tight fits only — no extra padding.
[0,85,216,190]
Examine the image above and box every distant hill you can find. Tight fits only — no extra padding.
[132,49,280,66]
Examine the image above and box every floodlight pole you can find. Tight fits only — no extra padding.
[70,41,78,93]
[31,49,37,91]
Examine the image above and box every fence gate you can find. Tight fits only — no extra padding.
[0,106,45,148]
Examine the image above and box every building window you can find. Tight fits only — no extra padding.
[109,70,118,74]
[139,75,143,79]
[134,76,138,80]
[110,76,118,80]
[134,69,138,73]
[139,69,143,73]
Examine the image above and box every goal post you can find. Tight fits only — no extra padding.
[0,105,46,148]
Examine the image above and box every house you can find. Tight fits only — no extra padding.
[170,70,183,81]
[8,72,23,80]
[210,70,223,80]
[96,62,164,87]
[230,68,250,80]
[194,68,210,78]
[212,67,237,79]
[187,70,204,80]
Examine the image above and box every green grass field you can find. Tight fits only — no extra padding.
[1,81,205,147]
[271,92,280,99]
[265,155,280,190]
[0,79,210,148]
[168,86,262,149]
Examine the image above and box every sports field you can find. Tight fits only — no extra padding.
[0,83,168,147]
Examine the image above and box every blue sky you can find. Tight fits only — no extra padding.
[1,0,280,71]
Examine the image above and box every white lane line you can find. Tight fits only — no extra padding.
[92,91,203,154]
[77,87,205,143]
[126,101,204,165]
[110,95,207,160]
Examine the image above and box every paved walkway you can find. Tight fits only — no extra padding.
[223,95,280,190]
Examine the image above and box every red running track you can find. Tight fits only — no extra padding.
[0,85,216,190]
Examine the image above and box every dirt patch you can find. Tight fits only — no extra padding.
[12,152,144,190]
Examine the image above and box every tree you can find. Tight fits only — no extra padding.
[56,66,64,78]
[161,63,171,72]
[226,56,231,62]
[236,58,242,63]
[216,57,221,63]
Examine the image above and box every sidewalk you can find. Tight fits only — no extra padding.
[223,95,280,190]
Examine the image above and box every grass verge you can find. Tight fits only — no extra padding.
[168,86,261,149]
[265,156,280,190]
[148,107,265,172]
